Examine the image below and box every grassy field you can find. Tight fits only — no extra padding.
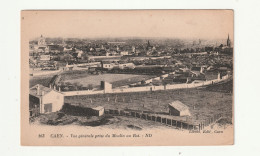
[65,79,233,124]
[60,70,89,81]
[111,75,156,88]
[29,75,54,88]
[62,73,154,88]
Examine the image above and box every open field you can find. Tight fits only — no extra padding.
[111,74,156,88]
[29,69,233,129]
[205,78,233,93]
[29,75,54,88]
[60,70,89,81]
[204,71,218,80]
[65,79,233,124]
[62,73,154,88]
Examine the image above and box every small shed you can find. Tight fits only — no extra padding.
[92,106,105,116]
[168,101,191,116]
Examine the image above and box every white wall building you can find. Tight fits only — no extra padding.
[118,63,135,69]
[29,84,64,115]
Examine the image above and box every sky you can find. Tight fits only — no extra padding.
[22,10,233,40]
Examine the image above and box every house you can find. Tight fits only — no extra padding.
[101,61,114,70]
[168,101,191,116]
[37,47,46,53]
[118,62,135,69]
[120,51,129,56]
[39,54,51,61]
[92,106,105,116]
[29,84,64,117]
[76,49,84,58]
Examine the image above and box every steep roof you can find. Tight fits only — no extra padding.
[169,101,189,111]
[30,84,56,97]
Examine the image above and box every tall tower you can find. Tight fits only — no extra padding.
[147,40,152,50]
[147,40,151,47]
[227,34,231,47]
[38,34,46,46]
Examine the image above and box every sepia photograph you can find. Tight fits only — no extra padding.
[21,10,234,146]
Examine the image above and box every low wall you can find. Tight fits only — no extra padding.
[30,69,62,76]
[62,74,230,96]
[63,90,104,96]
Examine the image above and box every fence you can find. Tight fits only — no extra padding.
[104,109,222,131]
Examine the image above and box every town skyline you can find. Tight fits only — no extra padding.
[23,10,233,40]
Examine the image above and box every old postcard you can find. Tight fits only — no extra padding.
[21,10,234,146]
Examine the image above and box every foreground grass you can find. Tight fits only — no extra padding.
[65,79,233,124]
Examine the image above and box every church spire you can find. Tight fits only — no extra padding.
[227,33,231,47]
[148,40,151,46]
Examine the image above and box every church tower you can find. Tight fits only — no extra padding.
[146,40,152,50]
[227,34,231,47]
[38,34,46,46]
[148,40,151,47]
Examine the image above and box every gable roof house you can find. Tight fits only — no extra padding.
[29,84,64,117]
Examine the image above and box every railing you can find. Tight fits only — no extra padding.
[104,109,222,131]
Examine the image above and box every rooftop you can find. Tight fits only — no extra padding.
[92,106,104,111]
[169,100,189,111]
[30,84,55,97]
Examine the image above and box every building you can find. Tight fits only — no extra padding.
[118,62,135,69]
[120,51,129,56]
[146,40,153,50]
[168,101,191,116]
[218,34,233,54]
[35,35,48,52]
[101,61,114,70]
[29,84,64,117]
[38,34,46,46]
[100,81,112,93]
[39,54,51,61]
[227,34,231,48]
[92,106,105,116]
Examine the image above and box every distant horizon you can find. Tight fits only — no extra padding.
[30,35,231,41]
[23,10,233,42]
